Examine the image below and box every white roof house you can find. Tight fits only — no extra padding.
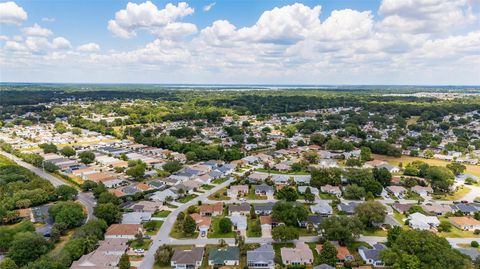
[407,212,440,230]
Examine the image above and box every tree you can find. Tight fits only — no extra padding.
[386,226,403,247]
[0,258,18,269]
[471,241,479,248]
[320,216,363,245]
[163,161,183,174]
[39,143,57,154]
[155,245,174,266]
[343,184,366,200]
[275,139,290,150]
[354,201,386,228]
[272,225,299,241]
[438,220,452,232]
[272,201,308,226]
[81,180,97,191]
[55,185,78,200]
[93,203,121,225]
[310,134,327,146]
[303,151,319,164]
[60,146,76,157]
[446,162,466,176]
[126,161,146,180]
[319,241,337,266]
[183,215,197,235]
[311,167,342,187]
[381,229,470,269]
[78,151,95,164]
[304,187,315,203]
[276,186,298,201]
[360,146,373,161]
[7,232,51,266]
[362,180,384,196]
[118,253,130,269]
[49,201,86,228]
[43,162,59,172]
[219,218,233,234]
[97,192,121,205]
[373,167,392,187]
[425,166,455,193]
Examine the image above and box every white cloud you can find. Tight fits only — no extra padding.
[41,17,55,23]
[378,0,477,33]
[107,1,196,39]
[22,23,53,37]
[77,42,100,52]
[315,9,373,40]
[51,37,71,49]
[0,1,27,24]
[203,2,215,12]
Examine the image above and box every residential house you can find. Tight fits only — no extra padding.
[377,163,400,173]
[407,212,440,230]
[411,185,433,198]
[208,247,240,266]
[421,203,452,216]
[260,215,272,238]
[451,204,480,215]
[190,213,211,235]
[227,185,249,198]
[229,203,251,215]
[449,217,480,231]
[358,244,387,267]
[316,244,354,263]
[310,201,333,216]
[320,185,342,198]
[386,186,407,199]
[255,184,275,197]
[281,242,314,265]
[229,213,248,236]
[150,189,178,202]
[70,238,129,269]
[200,202,223,217]
[392,203,414,214]
[247,244,275,269]
[121,212,152,224]
[298,215,323,229]
[105,224,144,240]
[129,201,163,213]
[171,247,204,269]
[248,172,269,182]
[337,202,359,215]
[254,203,274,216]
[298,186,319,195]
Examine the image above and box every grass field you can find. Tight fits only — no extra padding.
[152,210,171,218]
[179,194,198,203]
[433,186,471,201]
[373,154,480,177]
[208,216,236,238]
[145,221,163,236]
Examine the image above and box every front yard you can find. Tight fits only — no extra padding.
[179,194,198,203]
[208,216,236,238]
[208,188,231,201]
[152,210,171,218]
[433,186,471,201]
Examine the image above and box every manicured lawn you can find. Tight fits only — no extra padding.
[145,220,163,236]
[208,217,236,238]
[307,242,321,266]
[179,194,198,203]
[319,192,337,200]
[295,227,317,236]
[247,218,261,238]
[170,226,199,239]
[202,184,215,190]
[212,178,228,184]
[208,188,231,201]
[362,228,388,236]
[152,210,171,218]
[129,239,152,250]
[433,186,471,201]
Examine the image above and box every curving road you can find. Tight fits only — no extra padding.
[0,150,95,221]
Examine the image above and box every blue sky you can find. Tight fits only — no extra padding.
[0,0,479,84]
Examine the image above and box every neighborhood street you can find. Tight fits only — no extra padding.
[0,150,96,221]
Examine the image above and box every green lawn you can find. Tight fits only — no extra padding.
[295,226,317,236]
[129,239,152,250]
[307,242,321,266]
[208,188,231,201]
[170,226,199,239]
[179,194,198,203]
[319,192,337,200]
[202,184,215,190]
[145,221,163,236]
[208,217,236,238]
[433,186,471,201]
[152,210,171,218]
[247,218,261,237]
[212,178,228,184]
[362,228,388,236]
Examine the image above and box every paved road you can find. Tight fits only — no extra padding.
[138,177,236,269]
[461,185,480,202]
[0,150,95,221]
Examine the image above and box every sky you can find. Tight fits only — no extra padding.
[0,0,479,85]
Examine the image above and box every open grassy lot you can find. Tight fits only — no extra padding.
[208,216,236,238]
[373,154,480,177]
[129,239,152,250]
[212,178,228,184]
[433,186,471,201]
[247,218,261,237]
[145,220,163,236]
[208,188,231,200]
[152,210,171,218]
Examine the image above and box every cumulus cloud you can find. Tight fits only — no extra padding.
[107,1,196,39]
[77,42,100,52]
[22,23,53,37]
[378,0,477,33]
[203,2,215,12]
[0,1,27,24]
